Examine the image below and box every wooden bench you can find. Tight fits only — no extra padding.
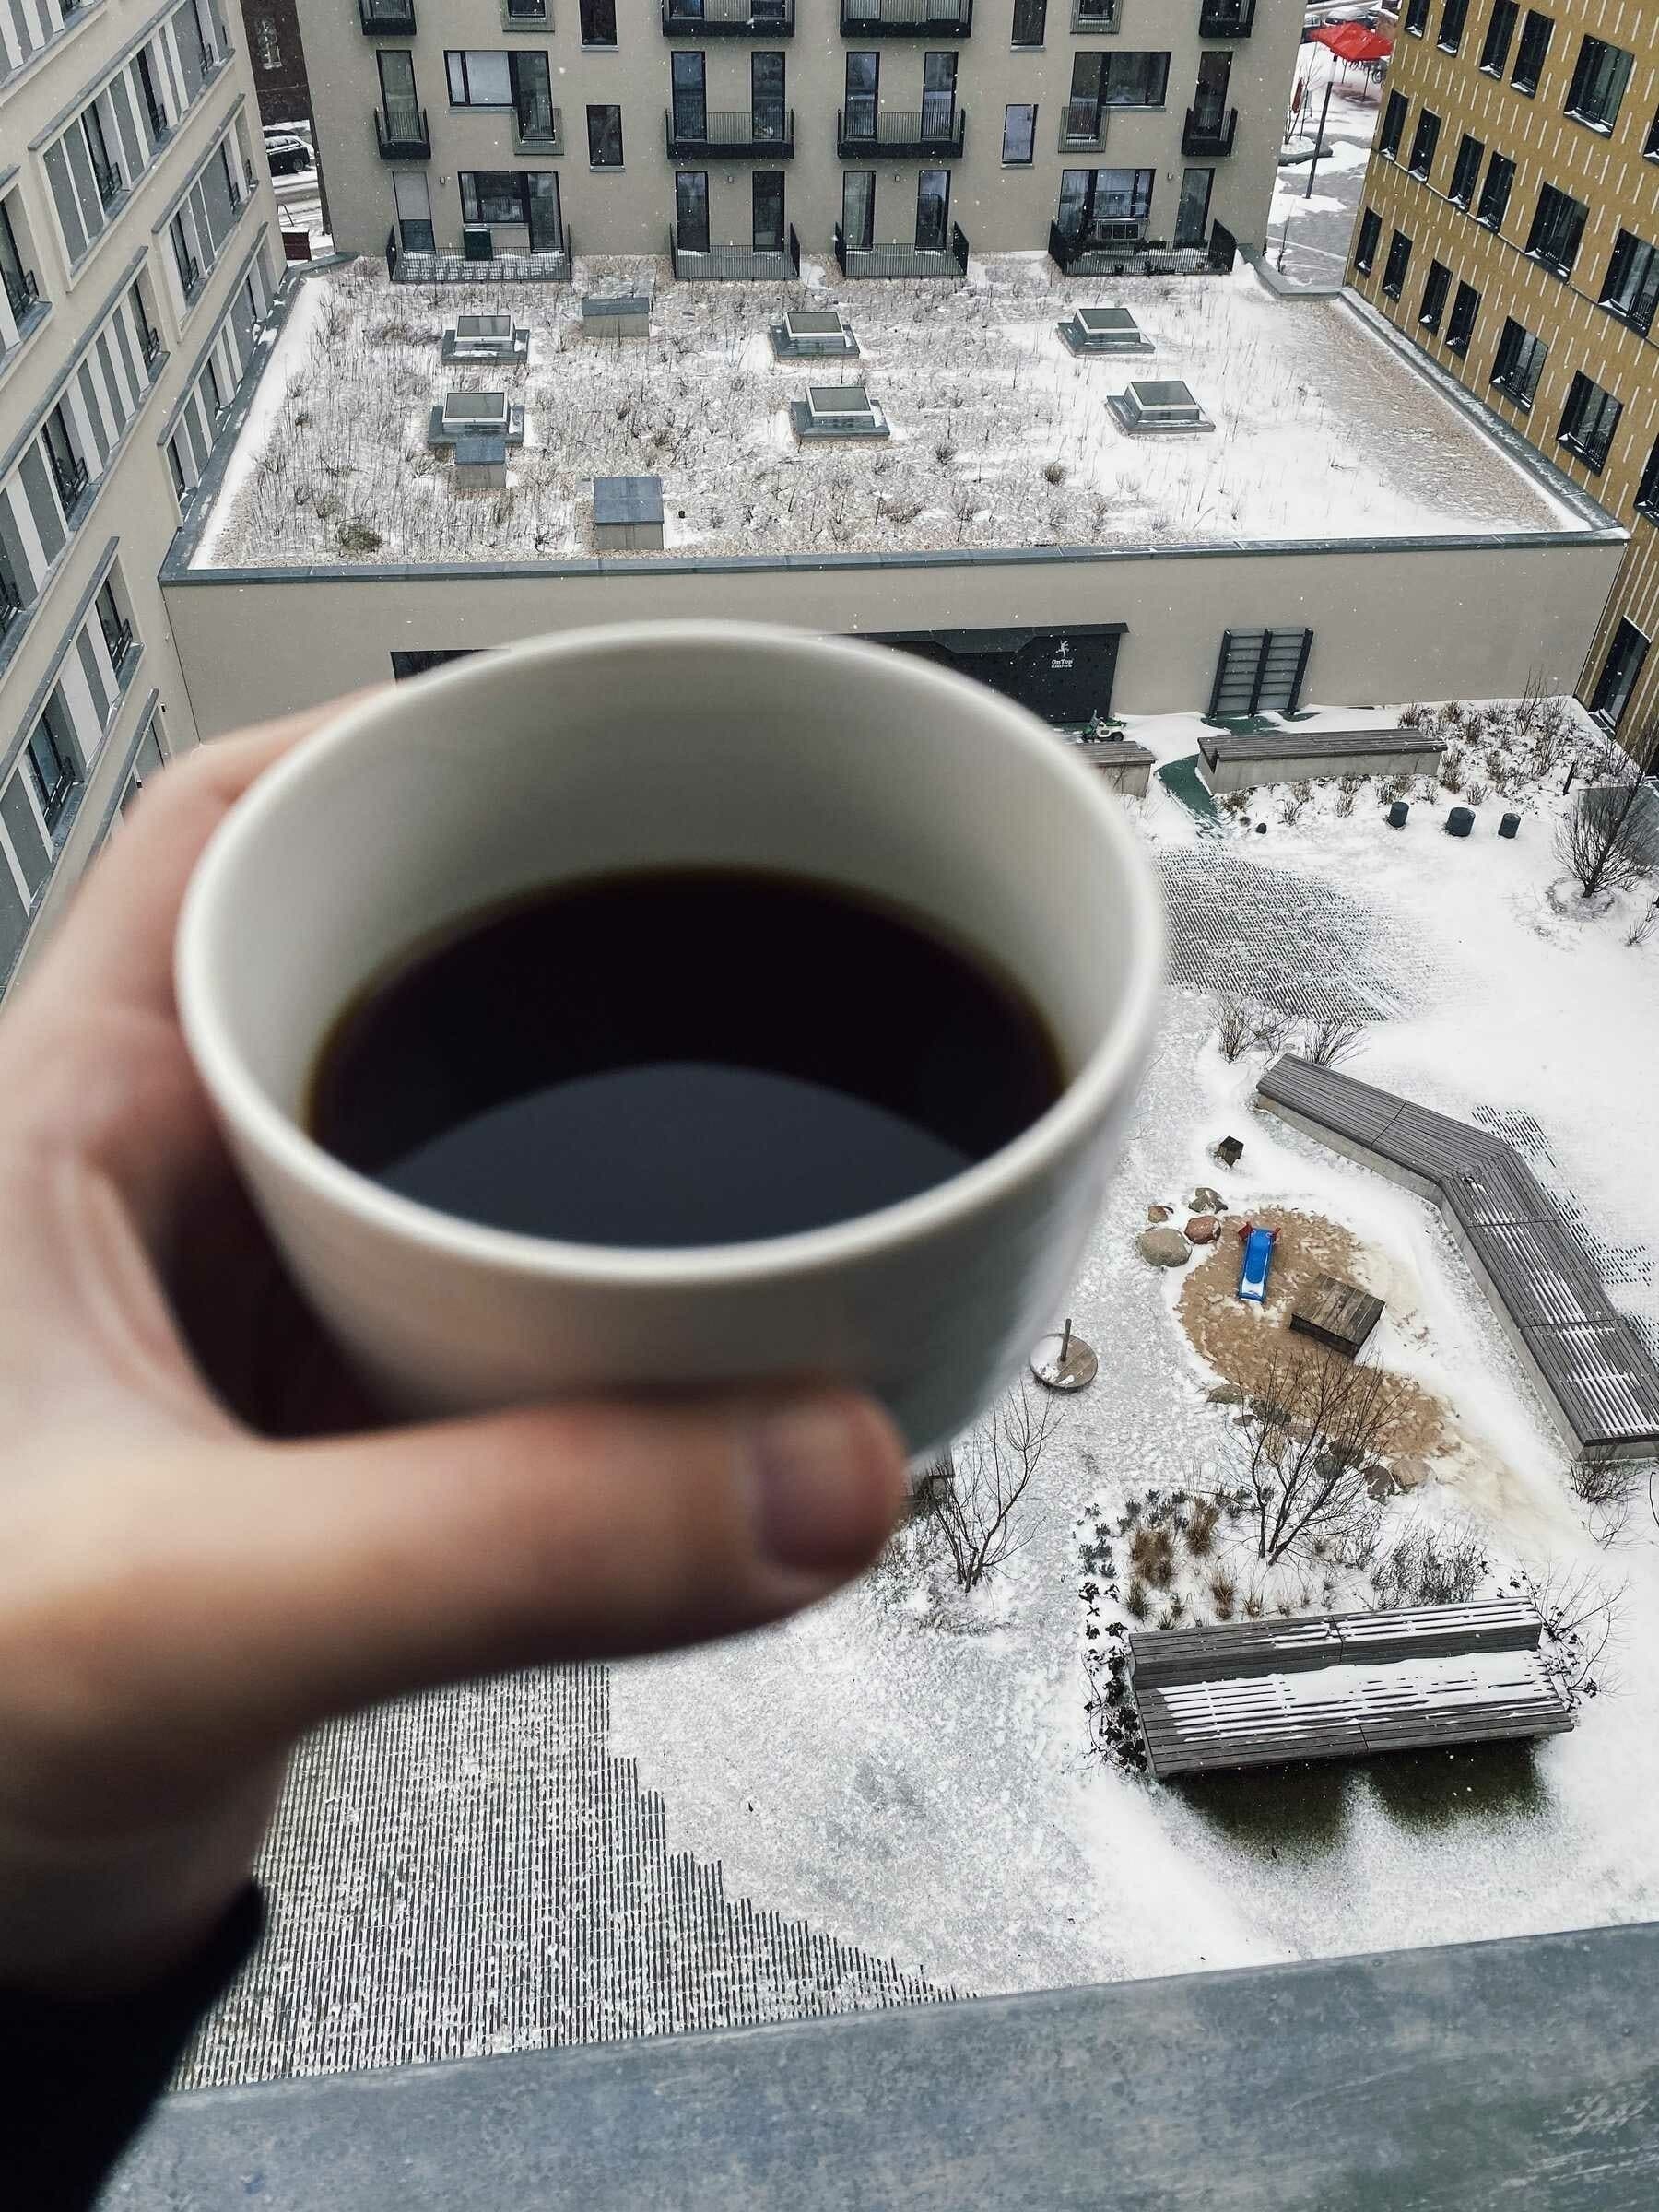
[1128,1600,1571,1781]
[1198,725,1444,796]
[1291,1271,1382,1358]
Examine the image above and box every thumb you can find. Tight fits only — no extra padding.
[150,1390,909,1751]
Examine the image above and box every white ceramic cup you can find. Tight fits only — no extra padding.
[176,621,1163,1458]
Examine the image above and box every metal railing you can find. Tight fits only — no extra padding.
[176,248,202,298]
[661,0,795,35]
[836,105,964,157]
[1070,0,1118,29]
[48,446,89,513]
[1048,217,1144,272]
[92,158,124,208]
[1182,100,1237,154]
[375,100,430,158]
[1057,100,1104,149]
[666,107,794,157]
[0,587,22,637]
[840,0,971,30]
[833,218,968,277]
[514,96,562,149]
[2,265,40,321]
[100,616,134,667]
[359,0,417,30]
[197,36,216,75]
[138,319,163,369]
[1199,0,1253,32]
[667,221,800,279]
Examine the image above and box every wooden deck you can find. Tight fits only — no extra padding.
[1129,1600,1571,1781]
[1257,1056,1659,1460]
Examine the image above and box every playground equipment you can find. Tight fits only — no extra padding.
[1236,1221,1277,1305]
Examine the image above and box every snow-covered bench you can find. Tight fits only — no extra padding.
[1198,724,1443,794]
[1129,1600,1571,1781]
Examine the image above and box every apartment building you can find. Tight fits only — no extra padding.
[299,0,1302,278]
[1347,1,1659,748]
[238,0,313,128]
[0,0,281,992]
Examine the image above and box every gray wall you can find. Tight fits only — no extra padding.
[162,531,1626,737]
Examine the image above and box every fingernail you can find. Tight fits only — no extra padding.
[751,1397,895,1573]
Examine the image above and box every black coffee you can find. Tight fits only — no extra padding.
[309,868,1062,1248]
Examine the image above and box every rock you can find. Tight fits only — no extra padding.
[1213,1136,1244,1169]
[1190,1185,1225,1215]
[1137,1226,1191,1268]
[1364,1466,1397,1503]
[1392,1454,1433,1491]
[1147,1203,1172,1224]
[1206,1382,1245,1406]
[1255,821,1268,835]
[1185,1215,1220,1244]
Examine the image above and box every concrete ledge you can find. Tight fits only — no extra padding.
[1199,726,1444,793]
[1069,736,1154,795]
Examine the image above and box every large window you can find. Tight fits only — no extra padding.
[1418,259,1451,334]
[460,171,524,225]
[1527,183,1587,276]
[1448,133,1483,206]
[1055,167,1154,241]
[1445,279,1480,354]
[1634,439,1659,523]
[1381,229,1413,299]
[1404,0,1430,32]
[1438,0,1468,53]
[1589,619,1649,730]
[1559,371,1622,473]
[1479,0,1517,73]
[445,51,512,105]
[676,171,709,252]
[1601,233,1659,338]
[27,701,78,835]
[1490,317,1547,407]
[1512,10,1552,95]
[1565,36,1632,132]
[1407,110,1441,180]
[1379,90,1407,160]
[1354,206,1382,276]
[1101,53,1168,107]
[1477,152,1514,230]
[1209,629,1313,719]
[587,104,623,166]
[579,0,616,44]
[1002,104,1036,163]
[1011,0,1045,43]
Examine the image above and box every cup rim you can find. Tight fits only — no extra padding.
[176,619,1164,1288]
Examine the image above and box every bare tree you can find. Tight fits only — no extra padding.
[1232,1346,1404,1567]
[930,1381,1061,1592]
[1213,994,1253,1062]
[1300,1017,1366,1069]
[1249,1004,1296,1061]
[1514,1565,1623,1701]
[1568,1457,1648,1548]
[1556,716,1657,900]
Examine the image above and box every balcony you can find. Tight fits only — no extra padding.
[100,616,135,668]
[1048,217,1141,272]
[359,0,416,31]
[48,448,89,515]
[1057,101,1104,151]
[375,101,430,159]
[139,320,163,371]
[176,250,202,300]
[0,586,22,637]
[667,109,794,159]
[1200,0,1253,32]
[1182,101,1237,155]
[1070,0,1118,29]
[840,0,971,33]
[2,265,40,322]
[92,158,124,210]
[668,222,800,280]
[661,0,795,37]
[837,106,965,159]
[388,225,573,283]
[513,98,563,152]
[833,218,968,278]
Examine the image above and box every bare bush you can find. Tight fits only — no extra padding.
[1185,1498,1221,1558]
[1129,1524,1177,1590]
[1233,1347,1406,1567]
[1209,1569,1238,1620]
[1513,1564,1623,1701]
[1568,1457,1649,1547]
[1371,1518,1488,1608]
[1557,737,1656,900]
[1335,774,1361,817]
[929,1381,1060,1592]
[1043,457,1066,486]
[1300,1017,1365,1069]
[1249,1005,1296,1061]
[1213,994,1253,1062]
[1626,901,1659,948]
[1124,1578,1149,1620]
[1280,780,1312,825]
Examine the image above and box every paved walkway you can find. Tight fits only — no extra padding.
[1268,76,1382,291]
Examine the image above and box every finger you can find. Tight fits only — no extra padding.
[19,1393,908,1777]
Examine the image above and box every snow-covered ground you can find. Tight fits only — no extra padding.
[194,251,1579,571]
[606,707,1659,1998]
[1271,75,1382,290]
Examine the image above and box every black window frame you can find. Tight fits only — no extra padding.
[1559,371,1622,475]
[444,50,513,107]
[27,700,77,835]
[1589,619,1649,731]
[1011,0,1046,45]
[1600,231,1659,338]
[1381,228,1413,300]
[459,170,527,225]
[1479,0,1517,74]
[1403,0,1430,32]
[1564,34,1632,134]
[1476,151,1514,230]
[1445,279,1480,355]
[1407,108,1441,180]
[1101,52,1169,109]
[1438,0,1469,53]
[1633,438,1659,523]
[1353,206,1382,276]
[1418,258,1452,334]
[586,102,623,166]
[1001,102,1037,164]
[1511,10,1552,96]
[1448,132,1483,206]
[1527,182,1587,277]
[1379,89,1407,160]
[578,0,617,47]
[1490,315,1547,408]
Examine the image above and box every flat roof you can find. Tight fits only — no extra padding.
[193,254,1603,571]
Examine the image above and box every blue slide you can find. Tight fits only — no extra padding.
[1237,1225,1277,1305]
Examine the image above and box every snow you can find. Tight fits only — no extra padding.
[601,700,1659,2001]
[194,253,1583,571]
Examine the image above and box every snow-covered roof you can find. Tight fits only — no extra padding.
[194,253,1599,571]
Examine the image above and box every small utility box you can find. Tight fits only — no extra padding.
[1500,811,1521,839]
[771,308,859,359]
[594,474,665,551]
[791,382,889,441]
[1108,379,1215,434]
[581,293,651,339]
[1388,799,1409,829]
[441,313,528,364]
[453,433,507,489]
[1058,304,1155,356]
[1446,806,1475,838]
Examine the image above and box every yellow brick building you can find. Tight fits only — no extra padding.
[1347,0,1659,747]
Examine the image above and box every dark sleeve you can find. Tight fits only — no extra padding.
[2,1884,265,2212]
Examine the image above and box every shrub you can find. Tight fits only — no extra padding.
[1335,775,1361,817]
[1124,1578,1149,1620]
[1130,1524,1177,1590]
[1300,1017,1365,1069]
[1214,995,1252,1062]
[934,439,956,465]
[1280,780,1312,825]
[1185,1499,1221,1558]
[1043,457,1066,486]
[1465,779,1489,807]
[1209,1570,1238,1620]
[335,517,383,554]
[1242,1590,1265,1619]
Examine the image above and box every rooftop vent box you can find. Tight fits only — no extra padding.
[581,293,651,338]
[453,433,508,489]
[441,390,510,434]
[772,308,858,360]
[594,473,665,552]
[1108,378,1215,434]
[793,382,889,440]
[1059,304,1155,356]
[441,313,528,363]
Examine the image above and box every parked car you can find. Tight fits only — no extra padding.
[262,128,313,177]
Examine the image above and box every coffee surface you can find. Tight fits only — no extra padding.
[309,869,1061,1248]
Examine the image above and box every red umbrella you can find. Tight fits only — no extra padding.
[1308,22,1394,63]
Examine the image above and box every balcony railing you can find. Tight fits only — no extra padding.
[833,218,969,278]
[667,221,800,280]
[0,587,22,637]
[176,249,202,300]
[1182,101,1237,154]
[661,0,795,36]
[1057,100,1104,150]
[837,106,965,158]
[100,616,135,668]
[1048,217,1144,272]
[138,319,163,370]
[1200,0,1253,33]
[2,265,40,322]
[92,158,124,208]
[359,0,416,31]
[1070,0,1118,29]
[48,447,89,514]
[666,108,794,158]
[514,98,563,151]
[840,0,971,33]
[375,101,430,159]
[196,37,216,75]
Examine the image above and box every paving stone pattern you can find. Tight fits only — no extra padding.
[178,1665,950,2088]
[1157,850,1417,1020]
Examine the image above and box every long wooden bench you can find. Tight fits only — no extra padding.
[1129,1600,1571,1781]
[1257,1056,1659,1461]
[1198,724,1444,796]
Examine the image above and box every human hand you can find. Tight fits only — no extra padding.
[0,705,906,2000]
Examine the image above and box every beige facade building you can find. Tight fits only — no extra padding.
[300,0,1302,276]
[0,0,281,990]
[1347,0,1659,747]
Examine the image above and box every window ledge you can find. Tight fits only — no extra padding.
[1565,110,1615,136]
[0,299,53,388]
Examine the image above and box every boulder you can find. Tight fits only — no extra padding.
[1206,1382,1245,1406]
[1393,1453,1433,1491]
[1190,1185,1225,1215]
[1138,1226,1191,1268]
[1185,1215,1220,1244]
[1147,1203,1172,1224]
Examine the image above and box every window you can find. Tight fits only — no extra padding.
[446,52,512,106]
[1445,279,1480,354]
[579,0,617,45]
[1512,10,1551,95]
[27,703,77,835]
[1490,316,1547,406]
[1559,371,1622,473]
[1002,104,1036,163]
[1407,110,1441,180]
[1477,152,1514,230]
[1382,229,1413,299]
[1600,232,1659,336]
[1419,259,1452,334]
[676,171,709,253]
[1404,0,1429,32]
[586,104,623,166]
[1527,183,1586,276]
[1055,166,1153,241]
[95,576,132,668]
[1589,619,1649,730]
[1012,0,1045,43]
[1102,53,1168,107]
[1449,133,1483,206]
[1209,629,1313,719]
[1379,90,1407,160]
[1354,206,1382,276]
[1479,0,1517,73]
[1565,36,1632,132]
[460,171,525,224]
[1439,0,1468,53]
[1634,439,1659,523]
[253,16,280,67]
[1649,106,1659,160]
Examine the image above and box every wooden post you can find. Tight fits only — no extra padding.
[1060,1317,1072,1365]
